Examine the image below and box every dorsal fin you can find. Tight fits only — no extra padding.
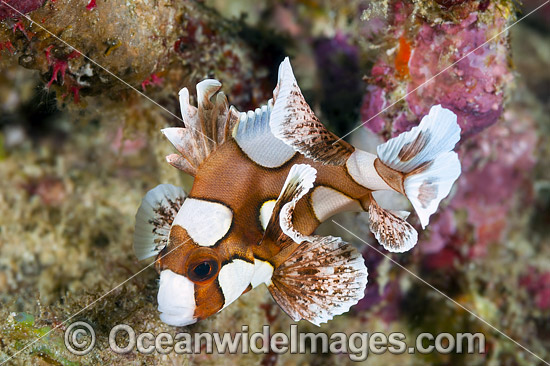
[232,100,296,168]
[162,80,240,176]
[269,58,355,165]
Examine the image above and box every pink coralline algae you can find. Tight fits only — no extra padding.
[361,75,389,135]
[23,177,67,207]
[46,62,67,89]
[0,0,45,20]
[362,11,512,139]
[420,209,457,255]
[12,20,35,40]
[406,14,511,138]
[109,127,147,156]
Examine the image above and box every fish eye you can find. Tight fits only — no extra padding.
[193,261,212,277]
[188,258,219,283]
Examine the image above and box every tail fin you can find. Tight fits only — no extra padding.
[377,105,461,228]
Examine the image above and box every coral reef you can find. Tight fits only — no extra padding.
[360,0,514,139]
[0,0,276,132]
[1,0,549,365]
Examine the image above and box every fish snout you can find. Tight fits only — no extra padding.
[157,269,198,326]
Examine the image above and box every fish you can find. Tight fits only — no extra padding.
[133,58,462,327]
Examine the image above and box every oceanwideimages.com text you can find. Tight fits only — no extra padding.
[65,321,485,361]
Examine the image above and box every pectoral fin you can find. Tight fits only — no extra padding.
[268,235,368,326]
[134,184,187,260]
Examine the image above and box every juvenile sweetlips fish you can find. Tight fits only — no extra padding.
[133,58,462,326]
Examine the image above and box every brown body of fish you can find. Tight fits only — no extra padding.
[157,139,402,320]
[190,140,377,259]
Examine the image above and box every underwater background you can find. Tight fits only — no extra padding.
[0,0,549,364]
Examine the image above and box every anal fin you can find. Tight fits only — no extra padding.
[268,236,368,326]
[368,198,418,253]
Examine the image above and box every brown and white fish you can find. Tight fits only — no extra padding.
[133,58,461,326]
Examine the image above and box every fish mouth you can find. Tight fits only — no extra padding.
[157,269,197,326]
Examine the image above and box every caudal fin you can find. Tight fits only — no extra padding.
[377,105,461,228]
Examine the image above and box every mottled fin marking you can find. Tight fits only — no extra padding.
[232,100,296,168]
[162,80,240,176]
[269,58,355,165]
[268,236,368,326]
[368,198,418,253]
[262,164,317,246]
[134,184,186,260]
[376,105,462,228]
